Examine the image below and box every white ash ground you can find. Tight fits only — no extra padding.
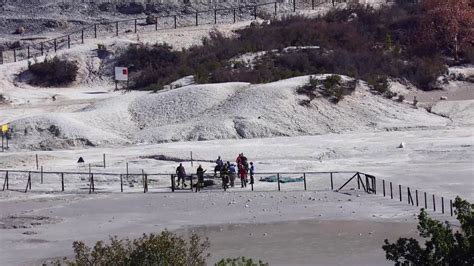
[0,190,456,265]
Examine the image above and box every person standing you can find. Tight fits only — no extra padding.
[196,165,206,192]
[220,163,229,190]
[214,156,224,176]
[228,162,236,187]
[239,164,248,188]
[249,162,255,186]
[176,163,187,189]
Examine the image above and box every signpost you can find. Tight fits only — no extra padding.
[114,67,129,90]
[1,124,8,152]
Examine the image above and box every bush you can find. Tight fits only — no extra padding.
[297,75,355,104]
[0,94,6,104]
[116,3,456,91]
[65,230,210,265]
[28,56,78,86]
[383,197,474,265]
[216,257,269,266]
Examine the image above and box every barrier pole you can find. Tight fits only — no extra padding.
[416,190,419,206]
[390,182,393,199]
[424,192,427,209]
[120,174,123,192]
[116,21,119,36]
[303,173,307,190]
[330,172,333,190]
[61,173,64,191]
[433,194,436,212]
[450,200,453,216]
[277,173,280,191]
[382,179,385,197]
[441,197,444,214]
[41,166,43,184]
[399,184,402,202]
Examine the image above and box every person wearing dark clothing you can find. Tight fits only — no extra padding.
[196,165,206,191]
[249,162,255,185]
[214,156,224,176]
[176,163,187,188]
[220,163,229,190]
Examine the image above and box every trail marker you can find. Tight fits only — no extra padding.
[114,67,129,90]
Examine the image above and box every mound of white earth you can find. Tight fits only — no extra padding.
[129,75,448,143]
[7,75,448,150]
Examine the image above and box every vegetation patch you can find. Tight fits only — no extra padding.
[116,1,471,91]
[383,197,473,265]
[28,57,79,87]
[297,75,356,105]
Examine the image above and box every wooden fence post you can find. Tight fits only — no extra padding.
[41,42,44,56]
[54,39,57,52]
[233,9,236,23]
[312,0,315,9]
[382,179,385,197]
[120,174,123,192]
[116,21,119,36]
[28,171,31,190]
[441,197,444,214]
[67,35,70,49]
[41,166,43,184]
[155,17,158,31]
[61,173,64,192]
[390,182,393,199]
[433,194,436,212]
[36,154,39,170]
[13,49,16,62]
[174,15,177,29]
[357,175,360,189]
[303,173,307,190]
[214,9,217,24]
[2,171,9,191]
[94,24,97,38]
[103,153,106,168]
[293,0,296,12]
[27,46,30,58]
[274,2,277,16]
[416,190,419,206]
[134,19,137,33]
[277,173,280,191]
[81,30,84,44]
[399,184,402,202]
[330,172,334,190]
[254,6,257,20]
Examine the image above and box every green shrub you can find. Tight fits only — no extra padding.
[383,197,473,265]
[216,257,269,266]
[64,231,210,266]
[367,75,390,94]
[297,75,355,104]
[28,56,78,86]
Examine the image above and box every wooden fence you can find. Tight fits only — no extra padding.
[0,168,458,217]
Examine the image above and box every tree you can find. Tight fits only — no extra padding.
[383,197,474,265]
[65,230,210,265]
[420,0,474,61]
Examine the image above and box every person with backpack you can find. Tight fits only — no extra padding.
[196,165,206,192]
[176,163,187,189]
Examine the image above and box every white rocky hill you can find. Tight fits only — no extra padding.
[5,74,448,150]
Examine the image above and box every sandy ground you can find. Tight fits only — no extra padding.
[180,220,419,265]
[0,190,455,265]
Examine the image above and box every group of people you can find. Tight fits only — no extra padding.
[215,154,254,189]
[175,153,254,190]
